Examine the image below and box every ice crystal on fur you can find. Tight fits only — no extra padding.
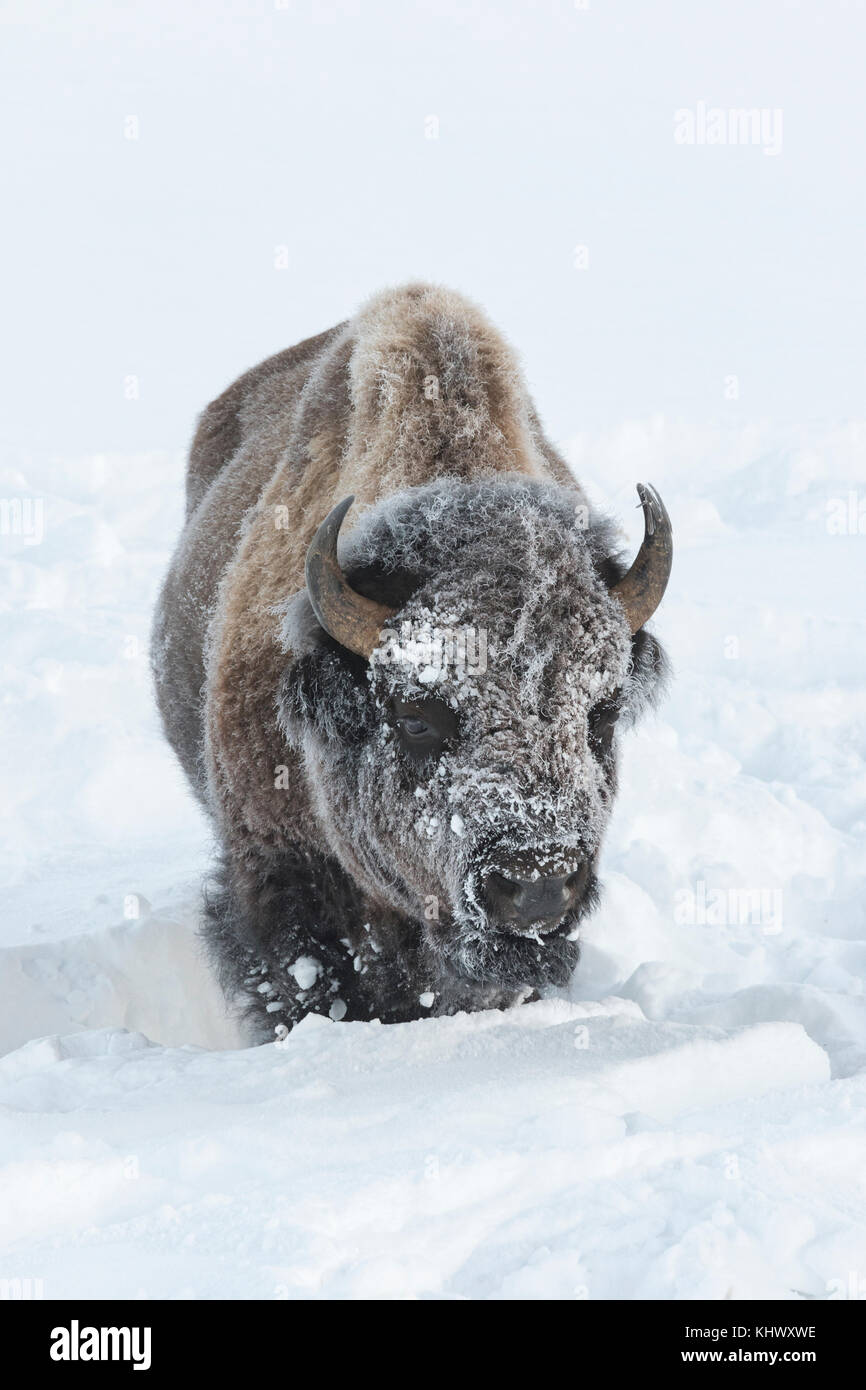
[152,283,668,1040]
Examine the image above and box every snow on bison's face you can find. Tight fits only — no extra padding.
[279,479,670,990]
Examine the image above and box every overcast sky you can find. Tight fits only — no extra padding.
[2,0,864,460]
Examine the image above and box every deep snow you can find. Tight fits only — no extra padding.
[1,425,865,1299]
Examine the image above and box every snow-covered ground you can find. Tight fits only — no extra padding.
[1,426,864,1299]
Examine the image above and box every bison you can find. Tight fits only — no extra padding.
[152,284,671,1040]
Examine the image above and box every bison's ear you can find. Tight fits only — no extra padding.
[279,588,332,658]
[622,626,670,725]
[276,591,374,748]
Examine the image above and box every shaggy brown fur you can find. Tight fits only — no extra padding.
[152,283,665,1039]
[155,285,577,845]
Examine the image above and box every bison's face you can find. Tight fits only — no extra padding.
[361,589,631,987]
[279,480,669,992]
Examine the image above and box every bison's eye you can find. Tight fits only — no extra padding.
[400,717,431,738]
[392,696,458,761]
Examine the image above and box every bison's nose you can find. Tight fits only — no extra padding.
[484,867,586,927]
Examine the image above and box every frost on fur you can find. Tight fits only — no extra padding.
[152,285,669,1039]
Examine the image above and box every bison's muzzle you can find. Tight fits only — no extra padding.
[483,864,588,932]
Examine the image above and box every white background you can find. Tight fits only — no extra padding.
[2,0,865,457]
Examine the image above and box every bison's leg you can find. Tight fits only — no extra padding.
[201,842,443,1038]
[200,845,369,1041]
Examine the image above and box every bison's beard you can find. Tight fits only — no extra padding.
[430,871,599,992]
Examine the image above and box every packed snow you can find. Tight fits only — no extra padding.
[1,424,864,1300]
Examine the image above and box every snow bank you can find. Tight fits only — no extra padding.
[0,1005,843,1300]
[1,423,864,1298]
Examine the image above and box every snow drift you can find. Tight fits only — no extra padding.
[1,423,864,1298]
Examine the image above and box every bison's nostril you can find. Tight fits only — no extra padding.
[483,869,582,925]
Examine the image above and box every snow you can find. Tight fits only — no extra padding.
[289,958,322,993]
[0,1007,845,1301]
[1,423,864,1299]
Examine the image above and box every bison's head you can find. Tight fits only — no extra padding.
[279,479,670,994]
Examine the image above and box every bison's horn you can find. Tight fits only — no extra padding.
[305,495,397,659]
[609,483,673,633]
